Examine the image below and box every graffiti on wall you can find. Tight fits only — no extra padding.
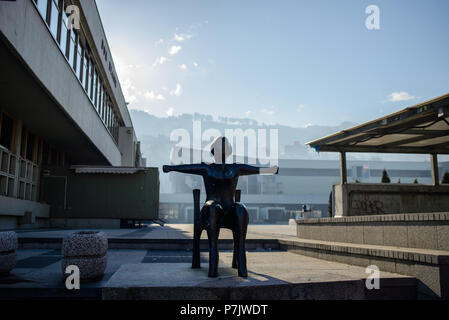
[351,193,385,215]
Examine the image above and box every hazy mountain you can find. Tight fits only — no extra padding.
[130,110,358,166]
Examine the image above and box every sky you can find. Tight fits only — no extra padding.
[96,0,449,128]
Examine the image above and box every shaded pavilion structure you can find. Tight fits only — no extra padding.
[287,93,449,299]
[307,93,449,217]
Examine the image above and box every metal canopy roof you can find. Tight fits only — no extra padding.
[307,93,449,154]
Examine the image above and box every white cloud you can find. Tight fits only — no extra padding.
[144,90,166,101]
[193,62,199,68]
[152,56,168,67]
[169,45,182,55]
[170,83,182,96]
[245,110,252,116]
[178,64,187,71]
[297,104,305,112]
[174,33,192,42]
[122,78,138,104]
[387,91,416,102]
[166,107,175,116]
[155,38,164,45]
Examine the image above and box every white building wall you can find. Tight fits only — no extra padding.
[0,0,137,166]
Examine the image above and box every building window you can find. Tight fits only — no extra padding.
[60,7,69,58]
[107,105,111,129]
[76,41,83,81]
[109,106,113,130]
[93,68,98,108]
[99,84,104,116]
[89,58,94,100]
[35,0,49,22]
[83,51,89,91]
[49,0,60,40]
[102,94,107,121]
[96,77,102,110]
[69,30,76,69]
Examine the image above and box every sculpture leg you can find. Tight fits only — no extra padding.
[192,225,202,269]
[203,202,223,277]
[234,204,249,277]
[232,230,238,269]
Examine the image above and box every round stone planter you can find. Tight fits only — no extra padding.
[62,231,108,282]
[0,231,18,275]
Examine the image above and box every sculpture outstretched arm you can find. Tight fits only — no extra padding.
[238,164,279,176]
[163,164,207,175]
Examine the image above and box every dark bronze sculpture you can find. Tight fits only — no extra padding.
[163,136,278,277]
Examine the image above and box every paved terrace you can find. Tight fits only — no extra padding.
[0,224,417,299]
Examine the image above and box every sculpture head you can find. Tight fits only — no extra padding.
[211,136,232,164]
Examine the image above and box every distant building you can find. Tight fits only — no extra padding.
[0,0,148,229]
[161,158,443,223]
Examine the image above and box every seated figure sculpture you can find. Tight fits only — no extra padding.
[163,136,278,277]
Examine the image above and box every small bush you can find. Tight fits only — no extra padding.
[381,169,391,183]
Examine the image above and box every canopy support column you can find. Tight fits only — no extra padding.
[431,154,439,186]
[340,152,347,184]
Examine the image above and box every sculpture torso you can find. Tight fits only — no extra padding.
[202,163,240,209]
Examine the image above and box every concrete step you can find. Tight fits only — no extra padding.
[18,237,282,250]
[278,238,449,299]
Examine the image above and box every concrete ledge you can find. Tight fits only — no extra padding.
[297,212,449,224]
[18,237,282,251]
[0,196,50,219]
[296,212,449,251]
[280,238,449,299]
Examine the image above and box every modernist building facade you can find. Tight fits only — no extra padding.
[0,0,146,229]
[161,158,447,223]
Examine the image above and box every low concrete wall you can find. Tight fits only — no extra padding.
[0,196,50,230]
[296,212,449,251]
[333,183,449,217]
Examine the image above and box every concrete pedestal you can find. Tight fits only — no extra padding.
[102,251,415,300]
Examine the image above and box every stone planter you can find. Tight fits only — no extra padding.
[62,231,108,281]
[0,231,18,275]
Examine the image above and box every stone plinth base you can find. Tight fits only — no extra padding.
[102,260,415,300]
